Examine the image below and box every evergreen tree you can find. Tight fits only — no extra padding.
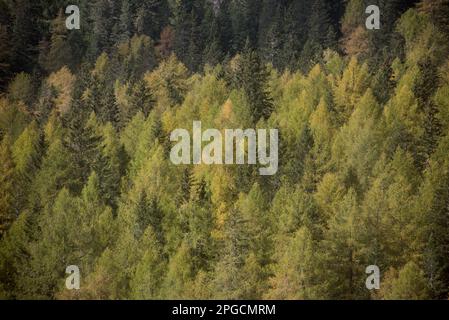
[418,0,449,39]
[234,42,274,123]
[0,23,11,90]
[129,80,155,118]
[38,11,74,73]
[381,262,430,300]
[63,104,102,194]
[134,0,169,39]
[419,133,449,298]
[88,0,112,60]
[12,122,44,213]
[266,227,320,299]
[118,0,133,43]
[319,190,366,299]
[130,226,165,299]
[0,135,16,238]
[9,0,41,73]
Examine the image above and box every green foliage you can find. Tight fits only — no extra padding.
[233,43,274,123]
[0,135,16,237]
[1,1,449,301]
[8,73,35,108]
[381,262,430,300]
[38,11,74,73]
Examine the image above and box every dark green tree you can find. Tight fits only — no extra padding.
[235,41,274,123]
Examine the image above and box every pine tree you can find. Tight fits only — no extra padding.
[229,0,260,52]
[172,0,204,71]
[307,0,338,51]
[414,58,442,159]
[266,227,320,299]
[88,0,112,60]
[259,4,283,68]
[12,121,44,213]
[63,105,102,194]
[95,123,127,210]
[118,0,133,43]
[235,41,274,123]
[211,207,249,299]
[134,0,169,39]
[7,72,35,109]
[129,80,155,118]
[319,190,366,299]
[202,3,223,67]
[0,211,32,298]
[9,0,41,73]
[381,262,430,300]
[161,239,194,299]
[132,191,164,243]
[38,11,74,73]
[418,133,449,298]
[0,135,16,238]
[0,24,11,90]
[130,226,165,299]
[418,0,449,38]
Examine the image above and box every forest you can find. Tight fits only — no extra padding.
[0,0,449,300]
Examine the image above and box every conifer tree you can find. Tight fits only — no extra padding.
[266,227,320,299]
[130,226,165,299]
[319,190,366,299]
[381,262,430,300]
[88,0,112,60]
[12,122,44,213]
[129,80,155,118]
[0,135,16,238]
[235,41,274,123]
[9,0,41,73]
[118,0,132,43]
[39,11,74,73]
[63,106,102,194]
[0,24,11,90]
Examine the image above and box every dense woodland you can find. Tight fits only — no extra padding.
[1,0,449,299]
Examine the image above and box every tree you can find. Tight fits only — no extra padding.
[418,0,449,39]
[8,72,35,109]
[9,0,41,73]
[118,0,132,43]
[318,190,366,299]
[119,35,157,81]
[229,0,260,51]
[234,42,274,123]
[171,0,204,71]
[63,107,102,194]
[39,11,74,73]
[161,239,194,299]
[418,133,449,298]
[95,123,127,209]
[46,66,76,115]
[88,0,112,60]
[0,135,16,237]
[381,262,430,300]
[414,58,442,159]
[144,54,191,109]
[20,188,79,298]
[211,206,249,299]
[128,80,155,118]
[307,0,338,51]
[0,24,11,89]
[340,0,369,56]
[0,211,32,298]
[12,122,44,213]
[266,227,320,299]
[134,0,169,39]
[130,226,165,299]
